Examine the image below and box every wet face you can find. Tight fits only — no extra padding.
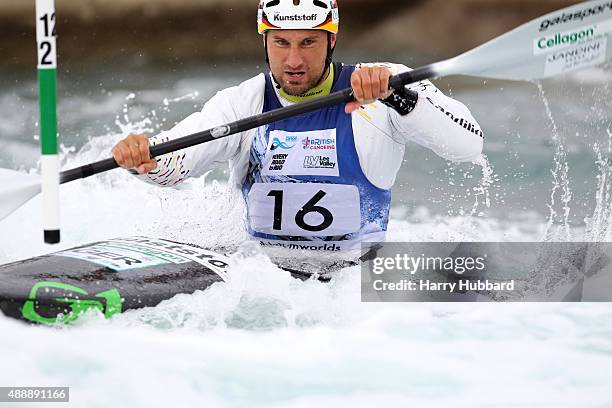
[266,30,336,96]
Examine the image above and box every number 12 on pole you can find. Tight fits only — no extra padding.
[36,0,60,244]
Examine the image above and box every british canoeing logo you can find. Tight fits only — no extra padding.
[302,137,336,150]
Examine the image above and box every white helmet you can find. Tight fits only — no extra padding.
[258,0,339,35]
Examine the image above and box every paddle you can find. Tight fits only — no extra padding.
[1,0,611,222]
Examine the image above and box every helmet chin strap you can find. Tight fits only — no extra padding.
[265,32,335,92]
[315,32,334,88]
[264,33,281,89]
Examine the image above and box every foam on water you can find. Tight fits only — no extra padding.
[1,133,611,406]
[0,299,611,407]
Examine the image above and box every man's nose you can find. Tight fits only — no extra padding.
[284,45,305,69]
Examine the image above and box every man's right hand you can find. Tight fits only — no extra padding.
[112,134,158,174]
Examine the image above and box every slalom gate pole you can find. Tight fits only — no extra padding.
[36,0,60,244]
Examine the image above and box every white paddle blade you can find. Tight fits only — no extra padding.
[444,0,612,81]
[0,169,42,221]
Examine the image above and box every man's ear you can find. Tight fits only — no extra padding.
[330,33,337,49]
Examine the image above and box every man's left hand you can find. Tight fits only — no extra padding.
[346,65,394,114]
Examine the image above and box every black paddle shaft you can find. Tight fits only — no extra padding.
[59,66,435,184]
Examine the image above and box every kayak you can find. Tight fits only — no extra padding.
[0,237,233,325]
[0,236,332,325]
[2,237,599,325]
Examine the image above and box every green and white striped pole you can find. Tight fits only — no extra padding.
[36,0,60,244]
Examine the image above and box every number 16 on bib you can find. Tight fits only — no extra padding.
[248,183,361,236]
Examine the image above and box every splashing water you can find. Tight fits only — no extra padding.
[163,91,200,106]
[470,154,495,218]
[537,83,573,241]
[585,126,612,241]
[116,91,201,137]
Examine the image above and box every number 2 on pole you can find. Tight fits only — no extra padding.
[40,42,53,66]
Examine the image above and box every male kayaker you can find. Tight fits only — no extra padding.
[112,0,483,268]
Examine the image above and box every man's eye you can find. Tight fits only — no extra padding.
[303,39,315,46]
[276,40,289,46]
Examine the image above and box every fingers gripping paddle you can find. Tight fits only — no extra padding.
[1,0,611,222]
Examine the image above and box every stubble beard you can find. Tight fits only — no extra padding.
[281,74,322,96]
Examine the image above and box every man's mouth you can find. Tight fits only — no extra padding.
[285,71,306,81]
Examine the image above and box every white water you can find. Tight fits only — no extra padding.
[1,302,612,408]
[1,68,612,406]
[1,134,611,407]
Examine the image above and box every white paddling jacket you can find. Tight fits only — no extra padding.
[136,63,484,254]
